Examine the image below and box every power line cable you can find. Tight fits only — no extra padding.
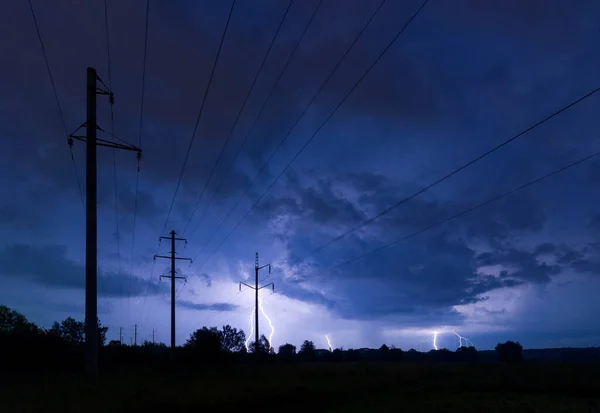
[129,0,150,321]
[261,85,600,279]
[139,239,160,323]
[160,0,237,235]
[186,0,325,245]
[188,0,391,265]
[28,0,85,213]
[182,0,295,236]
[192,0,429,272]
[261,149,600,302]
[103,0,124,320]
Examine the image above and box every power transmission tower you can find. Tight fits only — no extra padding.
[134,324,138,346]
[239,252,273,353]
[69,67,141,379]
[154,230,191,360]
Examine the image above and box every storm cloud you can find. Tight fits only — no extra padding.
[2,0,600,349]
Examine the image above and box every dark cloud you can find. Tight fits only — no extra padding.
[98,179,166,222]
[475,240,600,283]
[259,170,592,321]
[476,247,562,284]
[0,244,167,297]
[460,0,596,44]
[260,170,549,251]
[190,272,213,288]
[3,0,444,207]
[47,301,112,316]
[280,232,507,321]
[178,300,238,312]
[569,258,600,275]
[4,0,600,346]
[0,205,44,231]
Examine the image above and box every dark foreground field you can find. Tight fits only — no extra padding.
[2,362,600,413]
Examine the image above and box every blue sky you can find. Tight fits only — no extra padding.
[2,0,600,351]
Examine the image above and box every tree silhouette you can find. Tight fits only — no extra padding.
[0,305,37,333]
[185,327,221,354]
[218,325,246,353]
[331,348,344,361]
[428,348,453,362]
[185,326,246,355]
[248,334,271,354]
[141,340,166,348]
[278,343,296,358]
[456,345,478,362]
[299,340,316,359]
[51,317,84,344]
[97,319,108,346]
[495,340,523,363]
[48,317,107,347]
[389,346,404,361]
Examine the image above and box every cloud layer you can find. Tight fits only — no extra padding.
[2,0,600,349]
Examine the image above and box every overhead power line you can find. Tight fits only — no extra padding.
[103,0,125,319]
[186,0,325,246]
[28,0,85,213]
[187,0,391,265]
[161,0,237,235]
[263,84,600,279]
[191,0,429,273]
[182,0,296,236]
[272,148,600,294]
[208,148,600,319]
[129,0,150,319]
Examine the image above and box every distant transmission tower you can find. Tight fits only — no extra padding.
[239,252,273,353]
[154,230,191,360]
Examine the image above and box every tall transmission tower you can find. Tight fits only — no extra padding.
[239,252,273,353]
[154,230,191,360]
[69,67,141,379]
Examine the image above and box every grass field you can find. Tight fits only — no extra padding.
[2,362,600,412]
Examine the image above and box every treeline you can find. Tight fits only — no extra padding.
[0,305,109,372]
[177,326,523,364]
[0,304,524,373]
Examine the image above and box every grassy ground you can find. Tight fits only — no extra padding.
[2,362,600,412]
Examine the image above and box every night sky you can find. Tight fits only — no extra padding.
[2,0,600,351]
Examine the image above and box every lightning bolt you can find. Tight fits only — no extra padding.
[245,308,255,352]
[325,335,333,352]
[259,297,275,348]
[245,299,275,352]
[427,330,474,350]
[452,331,474,348]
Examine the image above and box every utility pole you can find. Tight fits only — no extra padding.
[119,327,123,345]
[134,324,138,346]
[69,67,141,379]
[239,252,273,353]
[152,329,155,345]
[155,230,191,360]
